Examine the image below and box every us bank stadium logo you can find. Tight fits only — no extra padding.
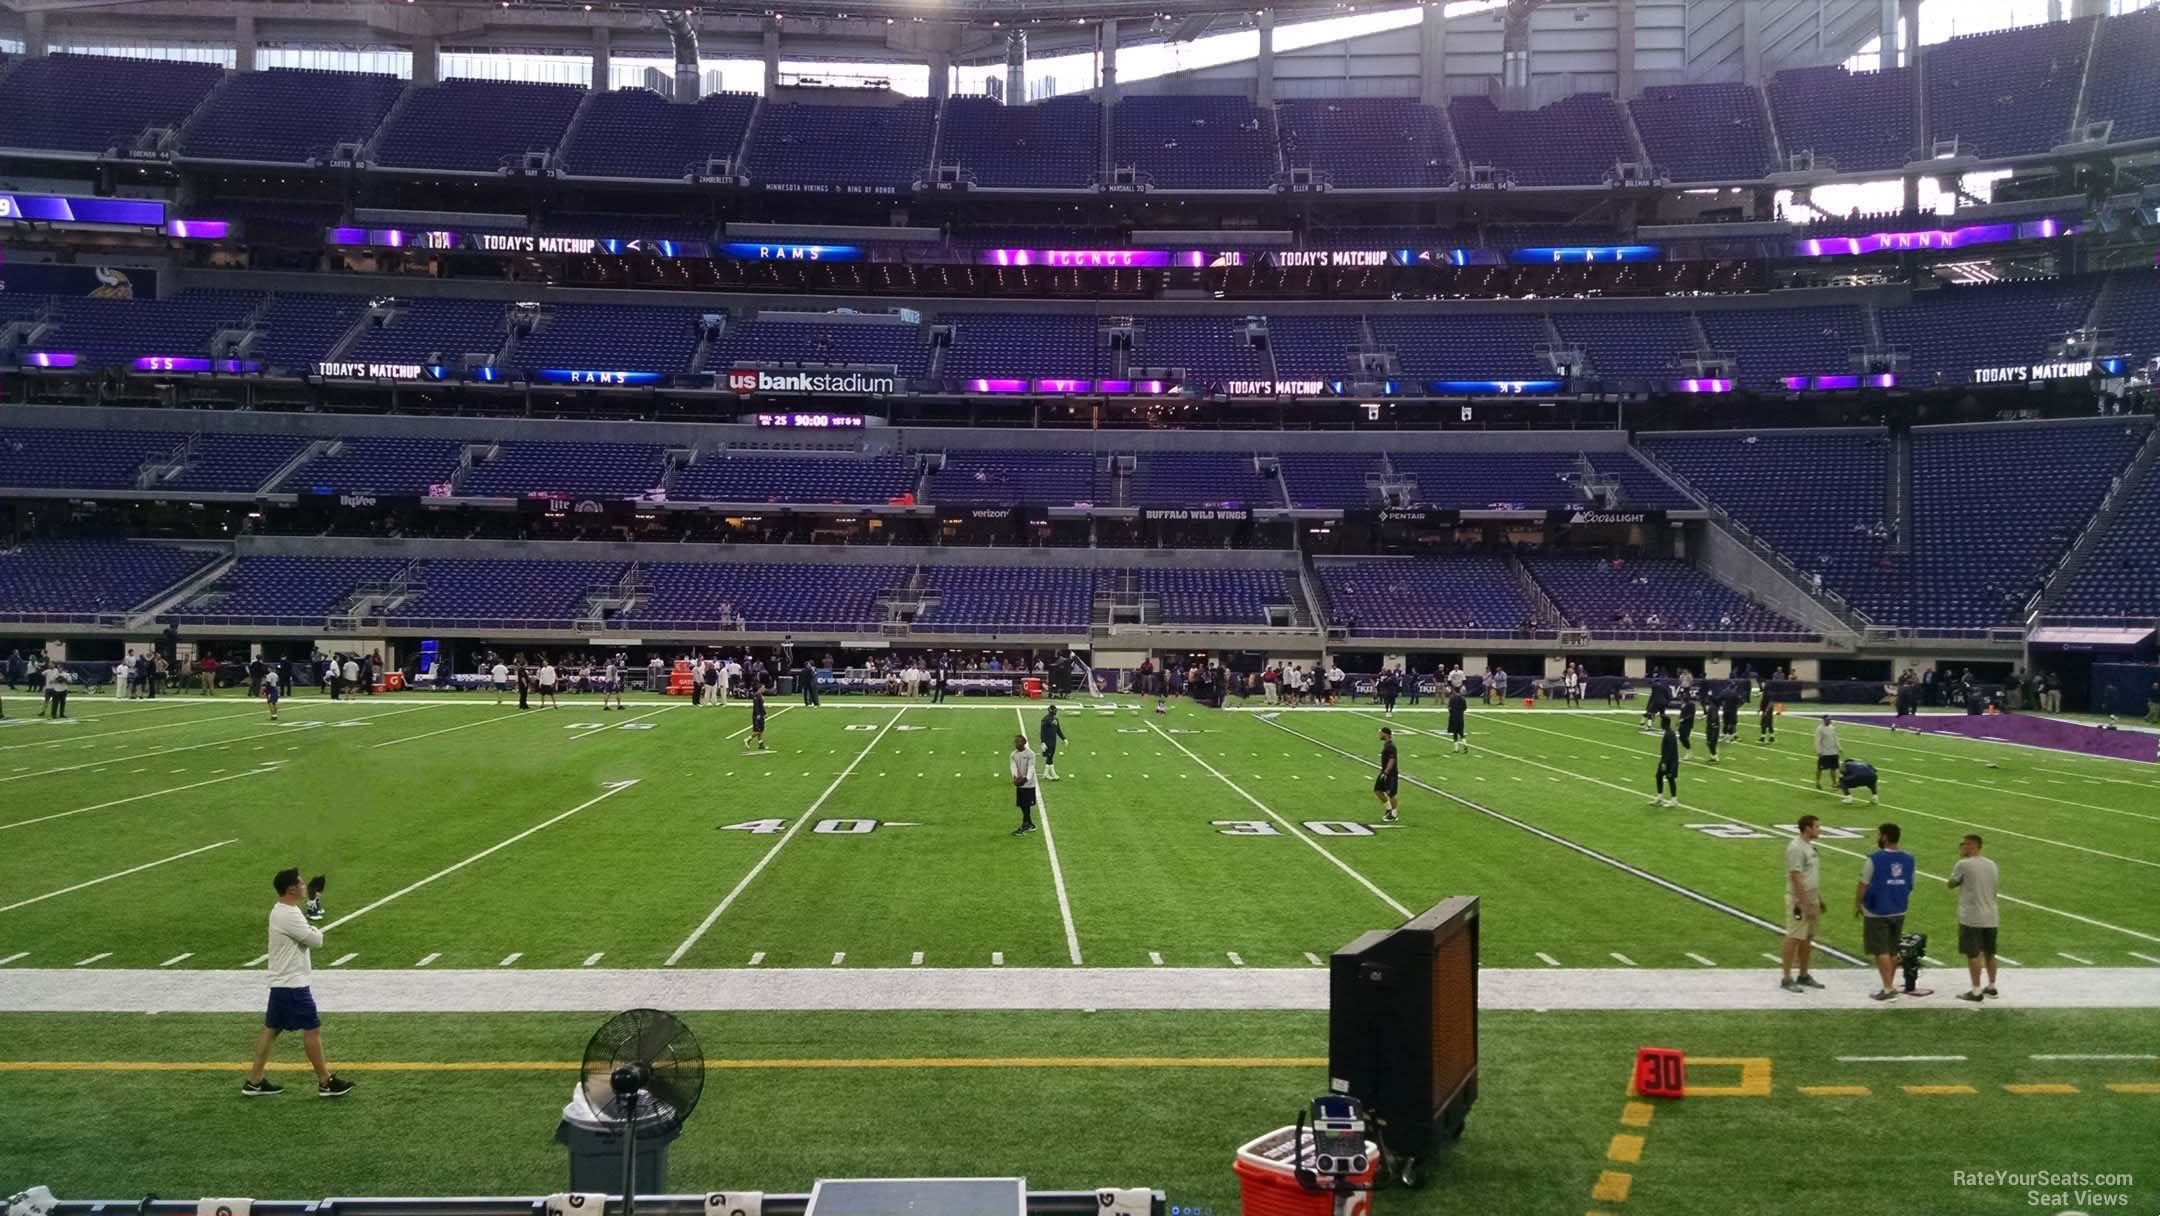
[728,369,897,396]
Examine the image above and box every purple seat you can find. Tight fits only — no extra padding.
[181,68,403,163]
[1925,18,2092,159]
[1276,98,1451,189]
[168,555,408,624]
[745,99,935,192]
[632,561,898,631]
[674,453,917,505]
[2085,6,2160,142]
[278,437,464,497]
[1701,305,1869,388]
[1525,556,1807,639]
[1315,557,1534,635]
[918,566,1094,633]
[462,442,668,499]
[1448,94,1631,187]
[0,540,218,622]
[512,303,702,375]
[373,79,584,172]
[1110,95,1278,191]
[930,450,1099,506]
[0,53,222,155]
[1628,83,1773,182]
[1769,66,1915,173]
[560,90,758,180]
[1877,278,2101,383]
[1128,452,1280,509]
[1136,568,1292,624]
[936,97,1101,189]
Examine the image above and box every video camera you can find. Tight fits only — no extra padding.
[1897,932,1928,995]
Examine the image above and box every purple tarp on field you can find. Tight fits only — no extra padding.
[1830,713,2158,764]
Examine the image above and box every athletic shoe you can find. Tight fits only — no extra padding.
[1779,979,1804,993]
[317,1075,354,1098]
[1956,991,1984,1002]
[1011,827,1027,836]
[1648,796,1663,806]
[1983,985,1998,997]
[240,1078,283,1096]
[1869,989,1898,1001]
[1024,824,1039,834]
[302,898,324,922]
[1840,795,1854,805]
[1795,974,1825,989]
[1383,810,1398,822]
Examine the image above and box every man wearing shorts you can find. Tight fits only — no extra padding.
[1948,834,2000,1002]
[1779,815,1826,992]
[242,867,354,1098]
[1856,822,1915,1001]
[263,667,281,721]
[1375,727,1400,822]
[1009,734,1038,836]
[748,685,769,751]
[1814,718,1840,789]
[1839,758,1879,805]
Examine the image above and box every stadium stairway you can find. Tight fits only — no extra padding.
[2026,420,2160,623]
[1629,441,1868,643]
[1504,553,1566,630]
[129,546,238,629]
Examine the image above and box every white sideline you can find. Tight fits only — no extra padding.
[1016,707,1083,966]
[0,965,2152,1013]
[664,707,906,966]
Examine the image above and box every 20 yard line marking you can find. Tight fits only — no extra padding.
[1016,708,1084,966]
[568,704,677,741]
[318,781,641,934]
[666,709,907,967]
[0,840,239,914]
[1152,722,1412,918]
[372,706,548,748]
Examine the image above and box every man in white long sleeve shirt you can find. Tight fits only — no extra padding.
[243,867,354,1098]
[1009,734,1038,837]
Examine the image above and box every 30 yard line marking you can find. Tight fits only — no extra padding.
[1153,722,1412,919]
[1016,707,1083,966]
[0,769,270,833]
[158,953,192,967]
[319,781,640,934]
[0,839,239,914]
[1838,1055,1967,1063]
[666,708,906,967]
[0,705,427,784]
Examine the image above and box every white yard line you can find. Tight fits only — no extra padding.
[665,708,906,966]
[830,952,846,966]
[748,952,766,966]
[1838,1055,1967,1062]
[159,953,193,967]
[0,840,239,914]
[567,703,679,741]
[583,953,604,967]
[1149,951,1164,966]
[2059,952,2095,965]
[1151,722,1412,919]
[317,781,641,933]
[0,704,272,750]
[1304,952,1324,966]
[328,953,357,967]
[2030,1054,2157,1061]
[2130,952,2160,966]
[498,953,522,967]
[0,704,426,784]
[0,952,28,966]
[370,706,549,749]
[0,769,269,832]
[1610,952,1639,966]
[73,953,111,967]
[1536,952,1563,967]
[911,951,924,966]
[1474,714,2160,947]
[1686,953,1719,967]
[416,953,440,968]
[1533,715,2160,872]
[1016,707,1083,966]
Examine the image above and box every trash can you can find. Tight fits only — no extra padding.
[556,1085,682,1193]
[1233,1126,1378,1216]
[1024,678,1044,700]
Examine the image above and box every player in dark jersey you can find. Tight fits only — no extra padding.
[1678,692,1698,755]
[1722,686,1741,736]
[1039,704,1066,781]
[1446,689,1469,754]
[1758,690,1777,743]
[1375,727,1400,822]
[1839,759,1879,805]
[1651,716,1681,807]
[747,685,769,751]
[1703,700,1721,763]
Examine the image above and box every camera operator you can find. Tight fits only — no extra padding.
[1855,822,1915,1002]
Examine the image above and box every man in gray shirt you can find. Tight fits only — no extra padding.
[1947,833,2001,1002]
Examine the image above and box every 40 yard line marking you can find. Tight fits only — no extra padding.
[371,705,550,749]
[666,708,907,966]
[568,703,678,741]
[0,769,269,832]
[1151,721,1412,918]
[1016,707,1083,966]
[319,781,641,934]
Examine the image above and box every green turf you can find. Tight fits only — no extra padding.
[2,693,2155,970]
[1,1009,2155,1214]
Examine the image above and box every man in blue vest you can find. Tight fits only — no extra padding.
[1855,822,1915,1001]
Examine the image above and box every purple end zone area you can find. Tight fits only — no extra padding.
[1829,713,2159,764]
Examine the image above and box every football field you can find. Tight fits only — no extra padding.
[2,689,2157,1213]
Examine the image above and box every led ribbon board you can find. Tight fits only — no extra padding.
[0,193,165,226]
[132,356,259,373]
[533,369,665,386]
